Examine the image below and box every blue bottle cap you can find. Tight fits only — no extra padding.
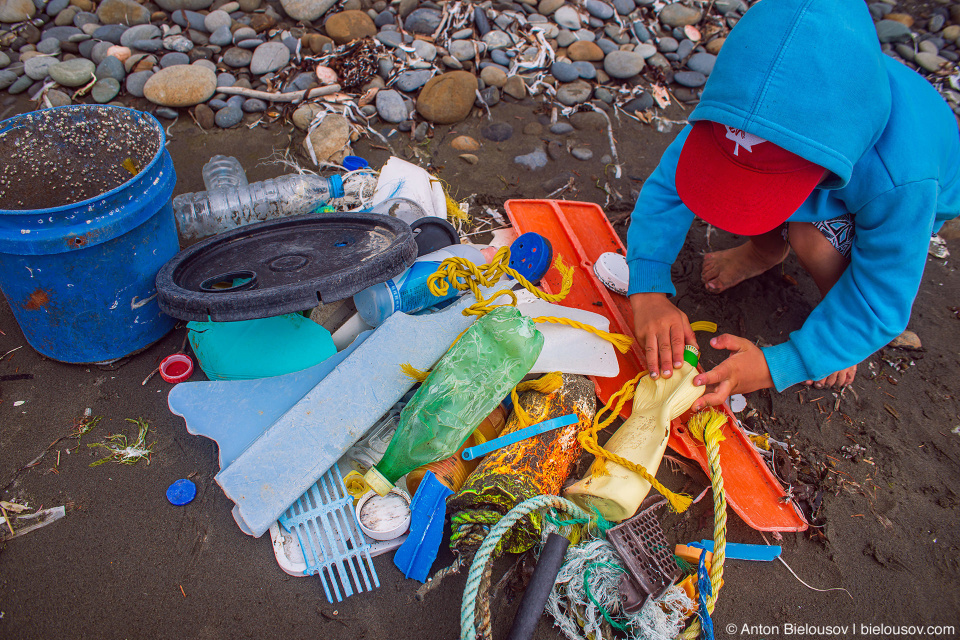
[166,478,197,506]
[342,156,369,171]
[509,232,553,284]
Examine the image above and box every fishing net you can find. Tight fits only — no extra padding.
[544,537,693,640]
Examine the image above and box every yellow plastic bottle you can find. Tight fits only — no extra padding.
[564,345,704,522]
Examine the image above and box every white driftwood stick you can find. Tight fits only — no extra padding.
[216,84,342,102]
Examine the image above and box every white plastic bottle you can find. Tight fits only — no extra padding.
[564,345,705,522]
[201,155,248,191]
[173,174,345,241]
[353,244,485,327]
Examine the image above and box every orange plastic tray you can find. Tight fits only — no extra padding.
[505,199,807,532]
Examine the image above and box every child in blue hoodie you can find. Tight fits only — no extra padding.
[626,0,960,410]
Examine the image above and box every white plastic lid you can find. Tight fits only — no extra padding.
[593,252,629,296]
[356,489,411,541]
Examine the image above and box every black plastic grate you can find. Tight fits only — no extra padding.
[608,497,681,614]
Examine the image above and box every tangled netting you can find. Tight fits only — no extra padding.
[544,537,693,640]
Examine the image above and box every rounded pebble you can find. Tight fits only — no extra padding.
[571,146,594,160]
[215,104,243,127]
[673,70,707,87]
[91,76,121,102]
[242,98,267,112]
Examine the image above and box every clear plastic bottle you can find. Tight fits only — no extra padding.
[201,155,248,191]
[173,173,345,241]
[352,244,484,327]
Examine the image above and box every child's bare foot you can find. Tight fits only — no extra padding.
[803,364,857,389]
[702,240,789,293]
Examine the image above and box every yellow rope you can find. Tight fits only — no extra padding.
[510,372,564,429]
[531,316,634,354]
[678,409,728,640]
[426,246,633,351]
[689,321,718,333]
[427,246,574,310]
[576,372,694,514]
[445,194,471,223]
[400,363,430,383]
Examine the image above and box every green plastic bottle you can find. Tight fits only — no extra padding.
[363,306,544,496]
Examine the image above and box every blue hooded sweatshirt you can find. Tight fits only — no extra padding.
[626,0,960,391]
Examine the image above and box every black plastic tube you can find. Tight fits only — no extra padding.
[506,533,571,640]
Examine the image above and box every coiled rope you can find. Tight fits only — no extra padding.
[461,495,592,640]
[677,409,728,640]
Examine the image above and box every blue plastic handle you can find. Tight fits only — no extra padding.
[461,413,579,461]
[696,540,782,561]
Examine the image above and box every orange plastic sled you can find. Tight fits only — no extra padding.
[505,199,807,532]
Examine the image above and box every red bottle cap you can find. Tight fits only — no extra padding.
[160,353,194,384]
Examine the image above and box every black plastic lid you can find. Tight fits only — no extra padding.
[409,216,460,256]
[157,212,417,321]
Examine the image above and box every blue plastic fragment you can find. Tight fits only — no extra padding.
[166,479,197,506]
[394,471,454,582]
[695,540,782,561]
[461,413,578,461]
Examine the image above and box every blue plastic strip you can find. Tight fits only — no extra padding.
[696,540,782,562]
[393,471,454,582]
[460,413,578,461]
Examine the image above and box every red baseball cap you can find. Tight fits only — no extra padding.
[676,121,825,236]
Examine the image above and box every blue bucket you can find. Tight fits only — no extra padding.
[0,105,178,363]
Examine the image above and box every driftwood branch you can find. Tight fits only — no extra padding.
[216,84,342,103]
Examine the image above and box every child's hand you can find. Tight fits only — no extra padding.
[629,292,698,380]
[690,334,774,411]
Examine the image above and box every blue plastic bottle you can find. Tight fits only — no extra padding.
[353,244,485,327]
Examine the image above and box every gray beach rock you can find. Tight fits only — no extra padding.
[554,6,581,30]
[95,55,126,80]
[222,47,253,68]
[125,69,153,96]
[24,56,58,80]
[395,69,432,91]
[686,52,716,74]
[375,88,407,122]
[250,41,289,74]
[659,3,701,27]
[673,70,706,87]
[556,79,593,105]
[215,105,243,127]
[279,0,336,22]
[550,60,579,82]
[603,50,645,78]
[404,8,442,34]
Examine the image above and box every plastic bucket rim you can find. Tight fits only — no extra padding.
[0,104,167,217]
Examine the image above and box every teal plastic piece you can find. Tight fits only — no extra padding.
[695,540,782,561]
[460,413,578,461]
[393,471,453,582]
[278,465,379,602]
[168,331,371,469]
[187,312,337,380]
